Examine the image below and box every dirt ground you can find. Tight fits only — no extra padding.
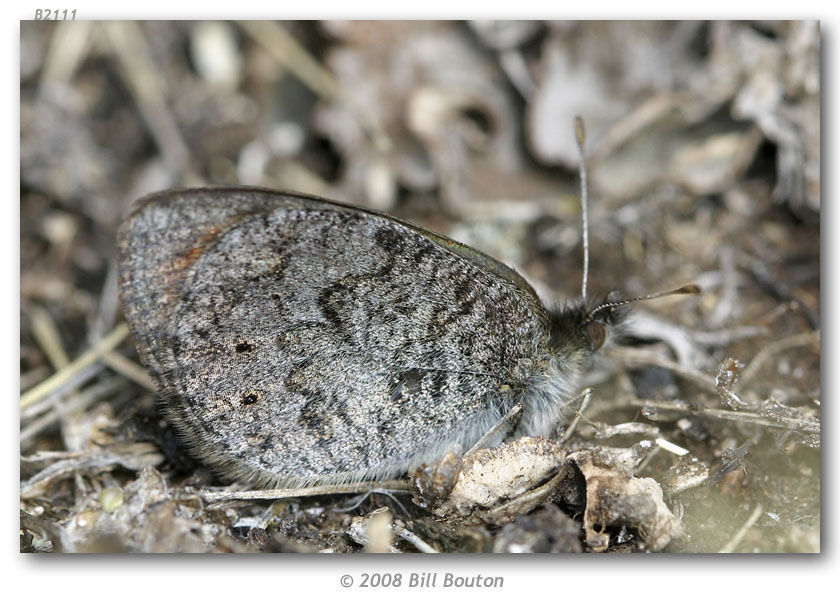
[20,20,819,553]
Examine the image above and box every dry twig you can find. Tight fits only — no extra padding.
[719,504,763,553]
[201,480,410,502]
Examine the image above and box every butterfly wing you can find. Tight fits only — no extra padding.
[118,187,551,486]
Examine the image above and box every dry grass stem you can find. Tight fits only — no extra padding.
[201,480,410,502]
[20,322,130,409]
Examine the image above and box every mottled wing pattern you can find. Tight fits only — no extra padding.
[118,187,551,486]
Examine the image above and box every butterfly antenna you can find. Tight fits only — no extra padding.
[574,116,590,301]
[585,284,701,323]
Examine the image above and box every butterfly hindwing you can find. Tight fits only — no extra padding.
[118,187,552,485]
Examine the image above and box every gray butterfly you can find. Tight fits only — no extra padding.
[118,186,632,487]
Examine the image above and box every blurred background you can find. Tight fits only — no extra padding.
[20,21,819,553]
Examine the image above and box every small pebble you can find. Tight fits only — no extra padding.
[99,487,125,513]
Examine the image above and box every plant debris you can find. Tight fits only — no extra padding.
[568,449,683,552]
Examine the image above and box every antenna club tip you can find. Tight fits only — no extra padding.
[679,284,701,295]
[574,116,586,146]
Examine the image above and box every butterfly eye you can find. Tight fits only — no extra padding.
[586,322,606,350]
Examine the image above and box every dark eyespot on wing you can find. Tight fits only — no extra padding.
[241,390,261,405]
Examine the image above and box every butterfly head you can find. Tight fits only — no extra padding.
[547,293,629,361]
